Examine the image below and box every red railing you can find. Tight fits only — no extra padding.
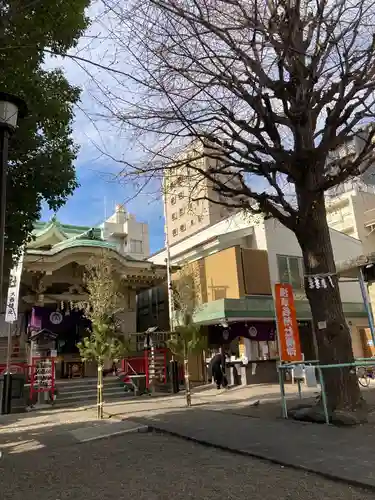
[123,349,169,388]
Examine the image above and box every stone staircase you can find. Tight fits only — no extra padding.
[54,376,127,408]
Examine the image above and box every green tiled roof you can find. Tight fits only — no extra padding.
[29,216,110,254]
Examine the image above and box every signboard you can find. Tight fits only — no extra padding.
[5,250,24,324]
[274,283,302,362]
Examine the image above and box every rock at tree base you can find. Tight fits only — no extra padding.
[288,405,368,426]
[288,406,328,423]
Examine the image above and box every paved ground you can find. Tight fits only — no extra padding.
[0,432,372,500]
[3,383,375,491]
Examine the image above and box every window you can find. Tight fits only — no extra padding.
[171,197,176,205]
[178,191,184,199]
[180,224,186,232]
[179,208,185,216]
[172,212,177,220]
[130,239,143,254]
[172,228,178,237]
[198,215,203,223]
[191,219,195,226]
[277,255,304,289]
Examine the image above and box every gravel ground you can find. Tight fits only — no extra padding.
[0,432,371,500]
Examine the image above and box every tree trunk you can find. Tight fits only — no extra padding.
[97,360,104,419]
[296,191,362,413]
[184,341,191,407]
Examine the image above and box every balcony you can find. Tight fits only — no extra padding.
[327,216,355,235]
[364,208,375,232]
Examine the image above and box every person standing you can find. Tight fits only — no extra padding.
[208,347,227,389]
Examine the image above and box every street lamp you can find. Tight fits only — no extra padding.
[0,92,27,415]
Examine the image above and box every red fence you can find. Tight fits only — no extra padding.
[122,349,169,388]
[30,357,55,400]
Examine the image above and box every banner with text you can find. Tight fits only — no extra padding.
[5,250,25,324]
[274,283,302,362]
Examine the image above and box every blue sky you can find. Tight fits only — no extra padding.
[41,4,165,253]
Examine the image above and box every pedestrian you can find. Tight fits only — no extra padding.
[209,348,227,389]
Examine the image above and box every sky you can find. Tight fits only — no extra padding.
[40,3,165,253]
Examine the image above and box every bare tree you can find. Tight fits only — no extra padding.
[98,0,375,416]
[168,266,207,406]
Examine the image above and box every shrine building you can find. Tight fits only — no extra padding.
[0,207,167,378]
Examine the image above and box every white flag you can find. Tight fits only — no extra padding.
[5,250,25,324]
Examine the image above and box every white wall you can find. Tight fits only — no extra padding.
[149,211,255,264]
[254,219,363,303]
[126,216,150,260]
[101,207,150,260]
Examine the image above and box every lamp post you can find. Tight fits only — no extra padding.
[0,93,27,415]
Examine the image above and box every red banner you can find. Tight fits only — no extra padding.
[274,283,302,362]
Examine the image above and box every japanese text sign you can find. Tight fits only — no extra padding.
[274,283,302,362]
[5,250,24,324]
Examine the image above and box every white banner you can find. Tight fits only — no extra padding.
[5,250,25,324]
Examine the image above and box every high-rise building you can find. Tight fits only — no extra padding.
[325,127,375,253]
[163,142,237,243]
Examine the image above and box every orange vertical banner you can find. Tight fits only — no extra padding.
[274,283,302,362]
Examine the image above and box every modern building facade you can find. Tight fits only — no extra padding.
[143,211,369,364]
[163,142,236,244]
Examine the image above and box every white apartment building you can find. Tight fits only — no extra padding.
[100,204,150,259]
[325,182,375,254]
[164,142,237,244]
[324,124,375,253]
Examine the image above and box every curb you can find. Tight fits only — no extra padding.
[146,425,375,493]
[77,425,148,443]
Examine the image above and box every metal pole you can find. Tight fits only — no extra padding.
[358,268,375,346]
[0,128,8,306]
[0,129,11,415]
[163,192,175,332]
[271,285,288,418]
[5,322,12,373]
[163,187,180,392]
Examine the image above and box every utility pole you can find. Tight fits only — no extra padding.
[163,182,179,393]
[163,185,175,332]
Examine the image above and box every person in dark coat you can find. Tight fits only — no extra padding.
[209,348,227,389]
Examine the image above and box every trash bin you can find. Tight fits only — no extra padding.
[129,374,148,395]
[0,373,26,414]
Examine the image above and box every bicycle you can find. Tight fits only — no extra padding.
[356,366,375,387]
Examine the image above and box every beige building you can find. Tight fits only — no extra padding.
[326,182,375,253]
[163,142,236,244]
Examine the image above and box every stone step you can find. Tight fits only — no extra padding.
[57,377,121,391]
[57,387,126,403]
